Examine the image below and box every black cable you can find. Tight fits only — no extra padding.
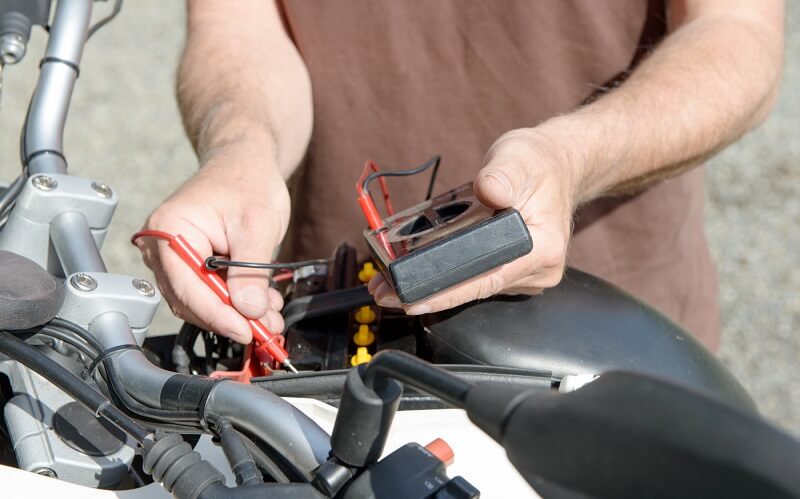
[281,286,374,333]
[208,415,263,486]
[49,317,104,352]
[363,155,442,203]
[0,174,25,217]
[36,326,98,361]
[87,0,123,38]
[46,318,201,422]
[0,329,151,443]
[362,350,473,408]
[205,256,329,271]
[239,433,292,484]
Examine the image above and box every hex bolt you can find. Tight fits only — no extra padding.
[91,181,113,198]
[132,278,155,297]
[70,273,97,292]
[31,175,57,191]
[32,467,57,478]
[0,33,26,65]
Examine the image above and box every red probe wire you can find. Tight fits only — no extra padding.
[131,230,297,373]
[357,160,394,231]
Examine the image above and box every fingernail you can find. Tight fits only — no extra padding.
[367,275,383,293]
[407,304,431,315]
[236,287,269,317]
[484,171,513,202]
[375,283,402,309]
[377,295,402,309]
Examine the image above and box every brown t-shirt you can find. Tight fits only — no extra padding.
[278,0,720,350]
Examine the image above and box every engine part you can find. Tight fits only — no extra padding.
[0,359,135,487]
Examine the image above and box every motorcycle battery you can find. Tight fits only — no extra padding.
[363,183,532,304]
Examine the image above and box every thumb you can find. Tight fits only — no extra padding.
[475,155,533,210]
[225,224,281,320]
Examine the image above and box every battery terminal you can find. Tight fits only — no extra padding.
[355,306,376,324]
[353,324,375,346]
[351,347,372,366]
[358,262,378,283]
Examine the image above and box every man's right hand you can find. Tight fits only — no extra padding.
[136,144,290,344]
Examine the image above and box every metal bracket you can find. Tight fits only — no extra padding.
[61,272,161,344]
[0,173,116,274]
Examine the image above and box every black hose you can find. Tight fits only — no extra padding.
[47,319,201,423]
[0,330,151,443]
[209,416,263,486]
[362,350,473,408]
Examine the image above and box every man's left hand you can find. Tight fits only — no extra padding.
[369,127,579,314]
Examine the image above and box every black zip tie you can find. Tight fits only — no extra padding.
[84,344,143,379]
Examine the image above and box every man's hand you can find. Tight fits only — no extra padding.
[371,128,578,314]
[136,143,289,343]
[371,0,782,314]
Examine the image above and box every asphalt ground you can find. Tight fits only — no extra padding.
[0,2,797,435]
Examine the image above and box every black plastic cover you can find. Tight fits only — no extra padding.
[364,185,532,304]
[423,268,755,411]
[0,250,64,330]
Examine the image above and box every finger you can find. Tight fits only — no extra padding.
[399,239,564,315]
[402,271,507,315]
[225,217,281,320]
[155,242,254,343]
[258,309,286,333]
[367,273,385,294]
[474,132,540,210]
[372,280,402,309]
[266,287,284,312]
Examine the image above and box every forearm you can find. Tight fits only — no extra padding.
[178,0,312,179]
[541,0,783,204]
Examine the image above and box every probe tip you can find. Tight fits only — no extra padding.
[283,359,299,374]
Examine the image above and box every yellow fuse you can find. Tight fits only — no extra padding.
[358,262,378,283]
[354,324,375,346]
[355,306,376,324]
[351,347,372,366]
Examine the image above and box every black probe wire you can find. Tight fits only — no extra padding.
[363,155,442,203]
[0,329,151,443]
[205,256,330,271]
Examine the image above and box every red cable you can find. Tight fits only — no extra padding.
[272,271,294,283]
[131,230,293,369]
[357,160,398,231]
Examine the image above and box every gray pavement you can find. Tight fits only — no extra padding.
[0,2,798,435]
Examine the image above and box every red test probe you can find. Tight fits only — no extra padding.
[131,230,298,374]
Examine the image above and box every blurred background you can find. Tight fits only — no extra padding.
[0,2,797,434]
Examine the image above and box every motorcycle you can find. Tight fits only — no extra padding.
[0,2,798,498]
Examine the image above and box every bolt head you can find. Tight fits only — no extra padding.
[32,467,57,478]
[0,33,26,65]
[91,181,112,198]
[132,278,155,297]
[70,273,97,292]
[31,175,57,191]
